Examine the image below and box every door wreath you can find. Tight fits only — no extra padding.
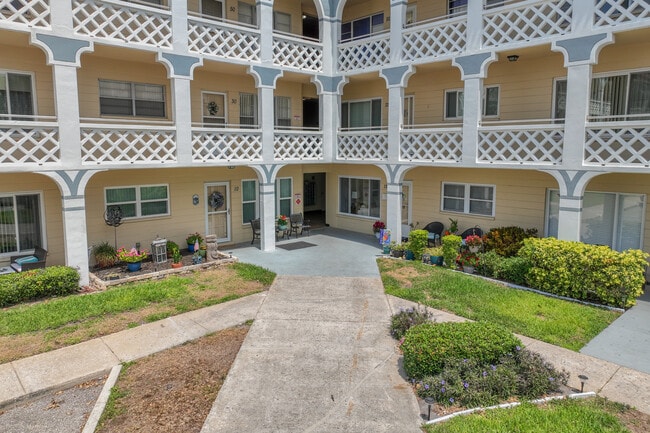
[208,191,225,210]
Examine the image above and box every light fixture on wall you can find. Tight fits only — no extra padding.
[507,54,520,62]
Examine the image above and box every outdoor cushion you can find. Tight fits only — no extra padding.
[15,256,39,264]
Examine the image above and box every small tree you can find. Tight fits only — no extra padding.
[408,229,428,260]
[442,235,462,268]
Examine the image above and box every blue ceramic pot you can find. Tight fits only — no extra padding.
[127,261,142,272]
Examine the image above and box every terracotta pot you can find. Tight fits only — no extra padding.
[171,262,182,269]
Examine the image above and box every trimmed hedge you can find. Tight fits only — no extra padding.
[519,238,648,308]
[0,266,80,307]
[442,235,462,268]
[484,226,538,257]
[408,229,428,260]
[401,321,521,380]
[476,251,532,286]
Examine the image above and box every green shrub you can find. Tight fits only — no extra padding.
[408,229,428,260]
[498,256,533,286]
[484,226,538,257]
[442,235,462,268]
[417,348,568,408]
[401,322,521,380]
[0,266,80,307]
[93,241,117,268]
[475,251,503,278]
[390,306,432,340]
[519,238,648,308]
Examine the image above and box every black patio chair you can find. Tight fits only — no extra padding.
[289,213,304,238]
[459,226,483,239]
[250,219,261,244]
[423,221,444,247]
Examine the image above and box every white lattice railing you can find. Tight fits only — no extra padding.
[73,0,172,48]
[585,121,650,167]
[273,34,322,72]
[188,16,260,61]
[0,121,59,165]
[337,130,388,160]
[400,127,463,162]
[81,124,176,165]
[338,33,390,72]
[192,128,262,162]
[274,130,323,161]
[482,0,572,48]
[402,16,467,62]
[478,123,564,165]
[594,0,650,27]
[0,0,50,28]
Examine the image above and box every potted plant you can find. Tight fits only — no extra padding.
[186,232,203,253]
[171,248,183,269]
[372,220,386,238]
[277,215,289,230]
[92,241,117,268]
[464,234,483,253]
[116,247,149,272]
[390,241,406,258]
[457,250,479,274]
[444,218,459,236]
[424,246,444,266]
[166,240,179,258]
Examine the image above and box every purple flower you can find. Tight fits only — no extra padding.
[441,387,446,393]
[463,358,468,363]
[440,379,445,385]
[463,381,469,389]
[424,384,430,390]
[491,365,497,371]
[516,345,521,351]
[549,377,555,382]
[449,398,455,403]
[482,371,488,377]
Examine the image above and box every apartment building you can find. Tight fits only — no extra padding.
[0,0,649,285]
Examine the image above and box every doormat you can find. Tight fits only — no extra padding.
[277,241,317,251]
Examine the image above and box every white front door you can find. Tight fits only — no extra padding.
[205,182,230,243]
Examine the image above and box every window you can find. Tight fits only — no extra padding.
[105,185,169,219]
[241,179,258,224]
[406,5,417,25]
[0,71,34,120]
[99,80,165,118]
[341,12,384,42]
[201,0,223,19]
[202,92,226,126]
[276,178,292,217]
[274,96,291,128]
[554,70,650,121]
[444,86,499,119]
[403,95,414,126]
[0,193,43,255]
[442,183,495,216]
[341,98,382,129]
[274,11,291,33]
[546,190,645,251]
[449,0,467,15]
[239,92,258,127]
[339,177,380,218]
[238,1,256,26]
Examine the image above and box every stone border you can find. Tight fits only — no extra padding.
[81,365,122,433]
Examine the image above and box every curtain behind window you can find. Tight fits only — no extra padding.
[628,71,650,119]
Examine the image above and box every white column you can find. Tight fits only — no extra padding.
[53,64,83,168]
[461,77,482,165]
[387,85,404,162]
[171,77,193,165]
[320,18,337,75]
[259,182,276,251]
[49,0,74,34]
[320,92,338,162]
[170,0,190,51]
[386,182,402,242]
[572,0,595,34]
[557,197,583,241]
[258,2,274,64]
[465,0,484,51]
[61,196,90,286]
[259,86,275,162]
[562,63,592,167]
[389,1,406,64]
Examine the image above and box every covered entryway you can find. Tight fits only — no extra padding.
[205,182,230,243]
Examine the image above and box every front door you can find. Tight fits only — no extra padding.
[205,182,230,243]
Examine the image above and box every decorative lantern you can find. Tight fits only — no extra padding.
[151,237,168,264]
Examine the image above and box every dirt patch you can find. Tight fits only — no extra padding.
[384,265,428,289]
[97,325,249,433]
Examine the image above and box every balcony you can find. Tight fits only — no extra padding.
[272,33,322,72]
[585,118,650,167]
[402,15,467,63]
[274,129,323,161]
[337,128,388,161]
[192,125,262,163]
[400,124,463,163]
[80,119,176,165]
[594,0,650,28]
[478,120,564,165]
[0,0,50,29]
[188,15,260,62]
[0,117,59,166]
[337,32,390,73]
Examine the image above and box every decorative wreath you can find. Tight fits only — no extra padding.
[207,101,219,116]
[208,191,225,210]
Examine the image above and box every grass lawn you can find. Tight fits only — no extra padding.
[0,262,275,363]
[423,397,639,433]
[378,259,620,351]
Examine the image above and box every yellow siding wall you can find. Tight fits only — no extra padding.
[0,43,54,117]
[406,1,448,22]
[274,0,304,34]
[342,0,389,30]
[406,66,460,124]
[191,69,256,125]
[77,55,170,120]
[0,174,64,267]
[342,80,389,126]
[276,80,304,128]
[595,39,650,74]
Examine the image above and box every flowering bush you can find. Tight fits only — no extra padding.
[277,215,288,226]
[186,232,203,245]
[372,220,386,233]
[457,251,479,267]
[390,306,432,340]
[464,234,483,247]
[116,247,149,263]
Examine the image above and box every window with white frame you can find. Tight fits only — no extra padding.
[554,70,650,121]
[201,0,223,19]
[445,86,499,119]
[341,98,382,129]
[0,193,43,254]
[546,190,645,251]
[274,11,291,33]
[442,182,495,216]
[274,96,291,128]
[202,92,226,126]
[406,5,417,25]
[239,92,258,127]
[241,179,258,224]
[99,80,165,118]
[339,177,381,218]
[105,185,169,219]
[448,0,467,15]
[276,178,292,217]
[238,1,256,25]
[0,71,34,120]
[403,95,414,126]
[341,12,384,42]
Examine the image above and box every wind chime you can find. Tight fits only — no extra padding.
[103,206,123,249]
